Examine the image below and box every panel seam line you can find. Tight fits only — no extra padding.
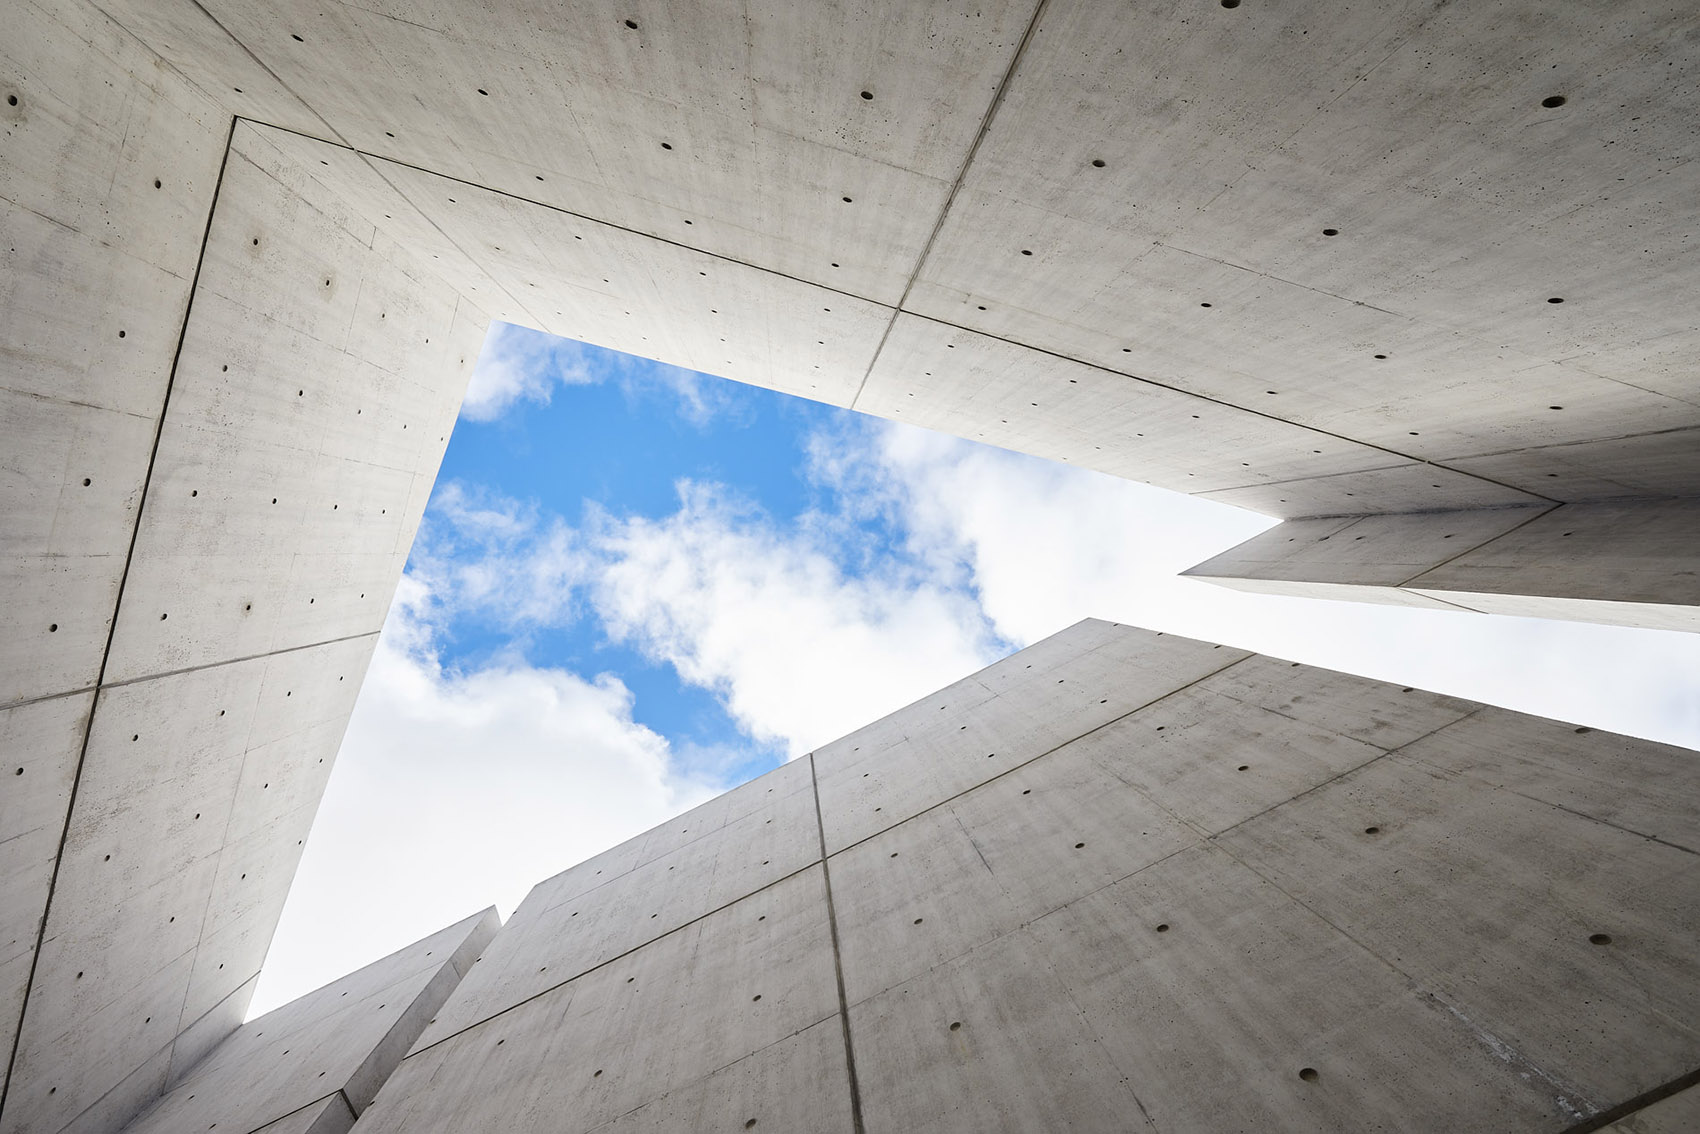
[810,752,867,1134]
[0,110,240,1126]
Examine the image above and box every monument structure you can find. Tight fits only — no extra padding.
[2,0,1697,1131]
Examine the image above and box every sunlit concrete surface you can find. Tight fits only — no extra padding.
[351,621,1700,1133]
[4,0,1700,1130]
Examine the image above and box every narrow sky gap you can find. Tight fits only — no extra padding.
[251,323,1700,1016]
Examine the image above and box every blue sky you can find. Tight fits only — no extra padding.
[251,322,1700,1015]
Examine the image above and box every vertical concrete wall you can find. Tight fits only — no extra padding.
[342,621,1700,1133]
[0,7,486,1130]
[118,909,498,1134]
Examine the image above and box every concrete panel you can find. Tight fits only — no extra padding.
[1026,844,1572,1131]
[158,0,1040,304]
[1190,653,1479,753]
[813,623,1250,852]
[121,910,496,1134]
[1184,506,1554,588]
[0,694,89,1099]
[359,868,843,1134]
[102,128,476,683]
[583,1018,852,1134]
[0,0,227,710]
[1189,498,1700,632]
[1406,498,1700,607]
[828,734,1200,1007]
[1446,427,1700,502]
[857,313,1413,497]
[364,157,892,407]
[1394,706,1700,853]
[1217,756,1700,1111]
[847,916,1161,1132]
[419,768,818,1046]
[5,635,372,1133]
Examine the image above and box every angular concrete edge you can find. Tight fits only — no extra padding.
[118,908,498,1134]
[1183,499,1700,633]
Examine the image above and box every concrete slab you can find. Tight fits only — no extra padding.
[419,771,818,1046]
[583,1017,853,1134]
[0,693,89,1099]
[1217,756,1700,1110]
[828,735,1201,1007]
[813,622,1249,853]
[361,868,840,1134]
[120,909,496,1134]
[1026,843,1574,1132]
[1394,706,1700,854]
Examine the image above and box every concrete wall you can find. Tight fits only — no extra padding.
[1185,499,1700,632]
[119,909,498,1134]
[7,0,1700,1130]
[72,0,1700,627]
[0,6,482,1129]
[347,621,1700,1133]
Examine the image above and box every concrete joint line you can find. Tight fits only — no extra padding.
[1557,1064,1700,1134]
[1392,502,1566,588]
[825,650,1253,861]
[849,0,1051,410]
[809,753,868,1134]
[400,856,828,1060]
[95,629,382,695]
[885,312,1556,506]
[0,112,240,1126]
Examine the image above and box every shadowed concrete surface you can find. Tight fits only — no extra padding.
[347,621,1700,1133]
[4,0,1700,1130]
[119,909,497,1134]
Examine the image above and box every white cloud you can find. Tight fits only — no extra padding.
[460,321,597,421]
[833,418,1700,750]
[251,575,715,1016]
[461,321,743,426]
[589,481,998,757]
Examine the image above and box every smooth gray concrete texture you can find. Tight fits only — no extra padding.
[416,759,822,1047]
[1217,757,1700,1113]
[1,7,483,1128]
[75,0,1700,542]
[812,625,1252,853]
[120,908,497,1134]
[0,0,228,708]
[1189,499,1700,632]
[354,867,846,1134]
[0,695,89,1100]
[329,620,1700,1132]
[5,635,376,1134]
[345,152,895,408]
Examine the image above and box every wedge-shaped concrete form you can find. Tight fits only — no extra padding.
[347,621,1700,1134]
[6,0,1700,1130]
[120,909,497,1134]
